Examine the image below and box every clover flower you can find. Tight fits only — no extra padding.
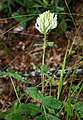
[35,11,57,35]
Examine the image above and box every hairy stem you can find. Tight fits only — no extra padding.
[42,34,47,93]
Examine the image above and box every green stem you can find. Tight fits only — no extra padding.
[42,34,47,94]
[57,46,68,100]
[64,0,78,34]
[9,76,21,104]
[43,0,47,4]
[50,85,52,96]
[76,83,83,102]
[42,105,48,120]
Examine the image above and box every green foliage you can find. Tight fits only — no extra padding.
[0,100,19,119]
[26,87,62,120]
[0,0,19,13]
[0,67,30,83]
[34,115,45,120]
[40,64,48,74]
[16,0,36,8]
[46,42,57,47]
[57,13,68,32]
[0,86,62,120]
[0,2,9,11]
[26,87,44,101]
[48,76,54,86]
[0,70,8,77]
[58,20,67,32]
[7,67,24,80]
[33,42,57,47]
[47,114,60,120]
[32,64,48,75]
[26,87,62,110]
[18,103,42,115]
[34,114,60,120]
[0,101,42,119]
[0,65,82,120]
[65,100,73,117]
[74,102,83,111]
[5,113,28,120]
[12,12,32,27]
[43,96,62,110]
[74,102,83,118]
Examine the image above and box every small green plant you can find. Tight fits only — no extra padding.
[0,67,31,103]
[0,10,62,120]
[0,68,62,120]
[35,10,57,93]
[0,86,62,120]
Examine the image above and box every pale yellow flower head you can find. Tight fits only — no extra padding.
[35,11,57,35]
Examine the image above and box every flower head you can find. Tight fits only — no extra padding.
[35,11,57,35]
